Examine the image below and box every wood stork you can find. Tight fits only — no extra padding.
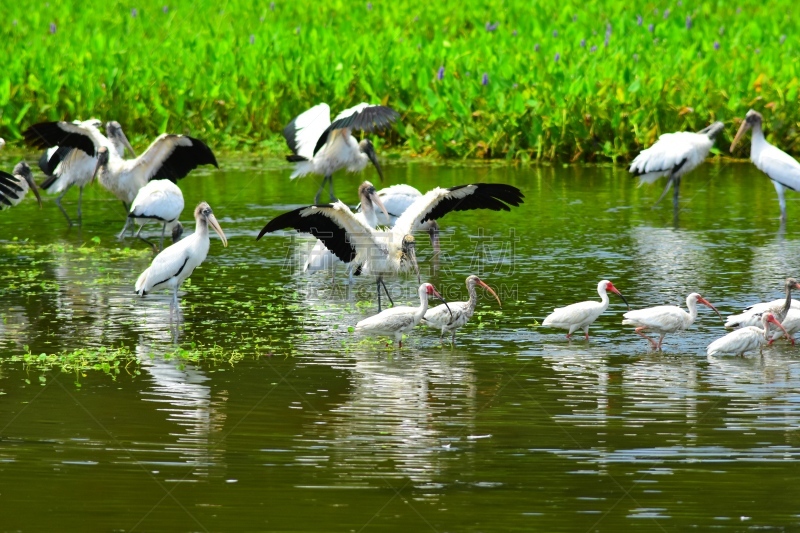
[355,283,451,348]
[723,278,800,328]
[730,110,800,221]
[135,202,227,320]
[622,292,723,350]
[629,121,724,209]
[421,275,501,344]
[542,280,629,340]
[283,103,398,203]
[36,120,135,225]
[258,183,524,311]
[769,308,800,345]
[0,162,42,210]
[304,181,388,274]
[707,312,789,357]
[121,179,185,251]
[23,120,217,210]
[357,183,440,251]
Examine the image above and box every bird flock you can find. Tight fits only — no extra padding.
[1,104,798,351]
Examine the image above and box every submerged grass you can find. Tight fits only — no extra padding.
[0,1,795,161]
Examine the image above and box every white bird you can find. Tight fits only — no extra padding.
[769,308,800,345]
[37,120,135,225]
[707,312,789,357]
[542,280,629,340]
[303,181,388,275]
[135,202,227,320]
[730,109,800,221]
[356,282,451,348]
[283,103,398,203]
[0,162,42,210]
[259,183,525,311]
[0,138,4,149]
[622,292,723,350]
[119,179,185,251]
[724,278,800,328]
[629,121,724,209]
[357,183,440,251]
[421,275,502,343]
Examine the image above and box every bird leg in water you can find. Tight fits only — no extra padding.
[117,218,132,241]
[313,177,327,205]
[672,176,681,211]
[160,223,167,251]
[55,185,75,226]
[634,326,659,350]
[653,177,676,208]
[376,277,395,312]
[134,225,158,252]
[328,176,338,202]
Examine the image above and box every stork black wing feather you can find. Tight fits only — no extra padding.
[313,105,399,155]
[150,136,218,182]
[420,183,525,224]
[0,171,21,206]
[39,145,75,182]
[257,205,358,265]
[23,122,96,157]
[283,117,301,156]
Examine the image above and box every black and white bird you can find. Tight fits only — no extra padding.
[283,103,398,203]
[258,183,525,311]
[0,162,42,210]
[36,119,135,225]
[730,109,800,221]
[357,183,440,251]
[135,202,227,320]
[120,179,185,251]
[629,121,724,209]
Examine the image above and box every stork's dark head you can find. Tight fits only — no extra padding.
[105,121,136,157]
[91,146,110,184]
[358,180,389,219]
[13,161,42,208]
[730,109,763,153]
[358,139,384,182]
[698,121,725,140]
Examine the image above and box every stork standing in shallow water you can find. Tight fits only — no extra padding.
[707,312,789,357]
[629,122,724,209]
[542,280,629,340]
[283,103,398,203]
[135,202,227,321]
[730,110,800,221]
[723,278,800,328]
[356,283,451,348]
[0,162,42,210]
[622,292,723,350]
[120,179,185,251]
[421,275,501,344]
[258,183,525,311]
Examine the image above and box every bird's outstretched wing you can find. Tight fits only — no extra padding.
[0,170,22,207]
[283,103,331,161]
[23,120,106,157]
[131,134,218,182]
[313,104,398,155]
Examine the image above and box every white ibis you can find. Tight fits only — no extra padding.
[37,120,135,225]
[769,308,800,345]
[421,275,501,343]
[355,282,451,348]
[723,278,800,328]
[0,162,42,210]
[258,183,524,311]
[119,179,185,250]
[542,280,629,340]
[730,109,800,221]
[283,103,398,203]
[707,312,789,357]
[135,202,227,320]
[304,181,388,274]
[357,183,440,251]
[622,292,723,350]
[629,122,724,209]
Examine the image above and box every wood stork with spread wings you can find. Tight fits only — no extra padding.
[622,292,723,350]
[542,280,629,340]
[135,202,227,321]
[121,179,185,251]
[0,162,42,210]
[730,109,800,221]
[258,183,525,311]
[629,122,724,209]
[283,103,399,203]
[707,312,788,357]
[36,119,135,225]
[422,275,501,344]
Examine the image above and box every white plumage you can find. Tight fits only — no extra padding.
[629,122,723,208]
[542,280,629,340]
[707,312,788,356]
[357,183,440,249]
[769,308,800,344]
[622,292,722,350]
[421,275,501,343]
[731,109,800,221]
[356,283,449,348]
[121,179,185,250]
[0,162,42,210]
[723,278,800,328]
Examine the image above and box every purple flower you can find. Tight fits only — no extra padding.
[269,1,275,10]
[633,53,639,61]
[485,22,498,32]
[295,25,301,34]
[131,8,137,17]
[162,5,168,12]
[437,66,444,80]
[604,22,611,47]
[534,43,540,52]
[49,22,56,34]
[512,83,518,88]
[780,34,786,44]
[590,45,597,53]
[663,9,670,18]
[713,41,720,50]
[512,29,517,36]
[648,23,654,32]
[580,39,586,47]
[685,15,692,29]
[249,34,255,44]
[573,15,577,22]
[736,7,741,13]
[637,14,643,26]
[755,48,760,54]
[554,52,560,62]
[552,29,558,37]
[719,26,725,35]
[12,19,17,25]
[366,2,372,10]
[481,73,489,85]
[653,8,659,15]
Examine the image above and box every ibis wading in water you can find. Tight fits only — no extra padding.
[356,282,451,348]
[120,179,185,251]
[629,122,724,209]
[283,103,398,203]
[723,278,800,328]
[542,280,629,340]
[730,110,800,221]
[258,183,524,311]
[421,275,502,344]
[707,312,789,357]
[0,162,42,210]
[135,202,227,320]
[622,292,723,350]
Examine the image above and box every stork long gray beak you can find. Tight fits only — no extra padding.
[120,132,136,158]
[26,174,42,209]
[410,246,420,284]
[730,120,750,153]
[429,221,441,256]
[366,148,384,182]
[91,158,102,185]
[369,190,390,220]
[208,213,228,247]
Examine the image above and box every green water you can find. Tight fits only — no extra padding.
[2,159,800,532]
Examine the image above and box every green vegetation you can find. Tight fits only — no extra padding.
[0,1,794,160]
